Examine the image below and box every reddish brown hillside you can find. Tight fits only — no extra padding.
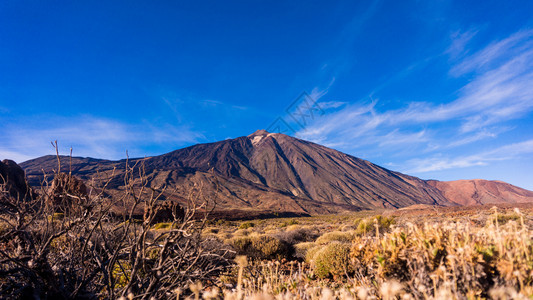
[427,179,533,206]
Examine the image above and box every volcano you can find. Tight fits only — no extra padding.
[20,130,533,216]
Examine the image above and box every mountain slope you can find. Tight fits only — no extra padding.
[427,179,533,206]
[19,130,533,215]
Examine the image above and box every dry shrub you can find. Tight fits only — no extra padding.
[376,215,395,228]
[239,221,255,229]
[201,210,533,299]
[310,242,353,278]
[0,150,233,299]
[350,218,533,298]
[354,215,395,236]
[233,228,251,237]
[274,226,318,246]
[231,235,290,260]
[201,227,220,239]
[281,218,299,227]
[315,230,355,245]
[284,224,301,231]
[293,242,316,260]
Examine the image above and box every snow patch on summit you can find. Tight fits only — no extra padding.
[251,135,263,145]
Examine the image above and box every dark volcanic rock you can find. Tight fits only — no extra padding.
[144,200,185,223]
[0,159,33,201]
[47,173,89,211]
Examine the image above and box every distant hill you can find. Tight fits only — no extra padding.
[427,179,533,206]
[19,130,533,215]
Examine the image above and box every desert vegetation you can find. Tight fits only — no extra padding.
[1,151,533,299]
[0,148,233,299]
[210,207,533,299]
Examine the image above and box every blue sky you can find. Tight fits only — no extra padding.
[1,1,533,189]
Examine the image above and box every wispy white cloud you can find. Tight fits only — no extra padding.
[446,129,500,148]
[446,28,478,59]
[451,29,533,76]
[318,101,347,109]
[406,139,533,173]
[162,95,250,122]
[378,129,428,146]
[297,29,533,155]
[0,116,203,162]
[308,78,336,103]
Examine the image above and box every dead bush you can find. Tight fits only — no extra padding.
[0,144,233,299]
[274,226,318,246]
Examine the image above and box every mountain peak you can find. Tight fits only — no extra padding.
[248,129,270,137]
[248,129,279,146]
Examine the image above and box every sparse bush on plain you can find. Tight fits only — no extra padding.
[315,230,355,244]
[496,212,521,225]
[231,235,290,260]
[350,218,533,298]
[281,218,299,227]
[274,226,317,246]
[239,221,255,229]
[304,244,324,264]
[293,241,317,260]
[354,215,395,236]
[375,214,395,228]
[216,209,533,299]
[310,242,353,278]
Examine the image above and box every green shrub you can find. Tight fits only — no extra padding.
[376,215,395,228]
[47,212,65,222]
[281,219,299,227]
[216,219,234,226]
[354,215,395,236]
[231,236,251,250]
[112,260,132,289]
[355,218,373,235]
[310,242,353,278]
[496,213,520,225]
[152,222,175,230]
[251,235,287,258]
[239,221,255,229]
